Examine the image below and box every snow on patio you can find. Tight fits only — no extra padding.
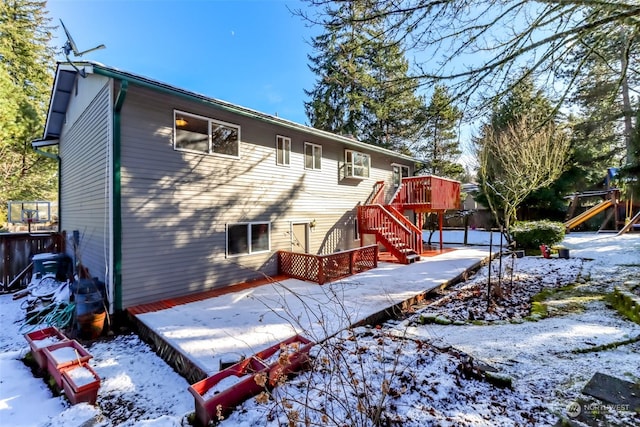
[134,245,491,375]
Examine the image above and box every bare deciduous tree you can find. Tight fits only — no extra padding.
[477,116,570,232]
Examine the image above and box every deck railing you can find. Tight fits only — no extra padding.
[390,176,460,210]
[1,232,66,290]
[277,245,378,285]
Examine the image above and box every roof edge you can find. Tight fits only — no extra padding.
[69,61,418,162]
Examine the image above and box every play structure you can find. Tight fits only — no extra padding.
[563,168,639,233]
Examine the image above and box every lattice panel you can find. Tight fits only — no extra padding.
[321,252,352,282]
[352,245,377,273]
[278,246,378,286]
[278,252,319,282]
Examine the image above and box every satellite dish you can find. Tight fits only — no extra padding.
[60,19,105,57]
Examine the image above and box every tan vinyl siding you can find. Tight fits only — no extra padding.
[118,86,412,308]
[60,82,111,282]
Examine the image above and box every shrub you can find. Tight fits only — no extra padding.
[510,220,565,249]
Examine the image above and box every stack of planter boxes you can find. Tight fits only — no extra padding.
[24,326,101,405]
[25,326,68,371]
[188,334,314,426]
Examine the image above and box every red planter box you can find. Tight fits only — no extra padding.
[41,340,93,387]
[254,334,314,386]
[188,357,268,426]
[61,362,101,405]
[24,326,68,371]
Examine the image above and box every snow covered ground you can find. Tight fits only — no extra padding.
[1,231,638,426]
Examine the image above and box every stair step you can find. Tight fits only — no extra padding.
[405,253,420,263]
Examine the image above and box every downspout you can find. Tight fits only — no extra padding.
[113,80,128,311]
[32,148,61,232]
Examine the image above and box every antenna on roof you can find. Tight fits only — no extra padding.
[60,19,106,77]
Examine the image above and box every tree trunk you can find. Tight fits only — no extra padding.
[621,32,633,166]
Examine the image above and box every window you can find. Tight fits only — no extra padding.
[304,142,322,170]
[354,216,360,240]
[276,135,291,166]
[226,222,270,256]
[345,150,370,178]
[174,110,240,158]
[392,164,410,187]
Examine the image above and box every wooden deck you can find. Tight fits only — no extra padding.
[125,247,461,384]
[128,247,456,316]
[127,274,290,316]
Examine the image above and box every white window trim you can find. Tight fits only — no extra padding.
[392,163,410,187]
[173,110,241,159]
[276,135,291,166]
[225,222,271,257]
[344,149,371,179]
[304,142,322,171]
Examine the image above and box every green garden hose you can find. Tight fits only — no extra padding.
[19,302,76,334]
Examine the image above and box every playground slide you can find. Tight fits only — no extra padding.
[564,200,613,230]
[617,211,640,235]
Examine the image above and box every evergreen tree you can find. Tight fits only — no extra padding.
[304,0,422,151]
[524,26,640,220]
[414,85,464,179]
[561,26,637,190]
[620,106,640,200]
[0,0,56,225]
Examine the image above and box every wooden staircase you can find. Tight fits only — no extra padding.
[358,176,461,264]
[358,176,460,264]
[358,204,422,264]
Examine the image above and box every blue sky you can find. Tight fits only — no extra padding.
[45,0,318,125]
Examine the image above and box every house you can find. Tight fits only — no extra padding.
[33,62,459,314]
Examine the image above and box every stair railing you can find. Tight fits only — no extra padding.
[358,205,421,258]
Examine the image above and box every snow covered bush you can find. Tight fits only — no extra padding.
[510,220,564,249]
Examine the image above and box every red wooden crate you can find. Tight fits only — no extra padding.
[61,362,101,405]
[188,357,268,426]
[41,340,92,388]
[24,326,68,370]
[254,334,314,386]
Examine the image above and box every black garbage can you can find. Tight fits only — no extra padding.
[31,253,72,282]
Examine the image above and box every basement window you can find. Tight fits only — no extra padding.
[174,110,240,158]
[226,222,271,256]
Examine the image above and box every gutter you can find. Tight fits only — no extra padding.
[112,80,128,312]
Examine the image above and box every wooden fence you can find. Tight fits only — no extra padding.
[0,232,66,290]
[277,245,378,285]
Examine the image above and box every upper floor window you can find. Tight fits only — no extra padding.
[174,110,240,158]
[392,164,410,187]
[226,222,270,256]
[276,135,291,166]
[304,142,322,170]
[345,149,370,179]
